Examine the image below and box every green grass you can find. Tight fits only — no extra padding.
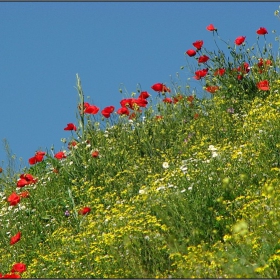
[2,11,280,278]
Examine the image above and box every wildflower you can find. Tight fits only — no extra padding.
[64,123,77,131]
[138,91,150,99]
[162,162,169,169]
[10,232,21,245]
[205,86,219,93]
[117,107,130,116]
[84,103,99,114]
[54,151,67,160]
[1,273,21,278]
[11,263,26,274]
[257,80,270,90]
[193,40,203,50]
[101,106,115,118]
[7,192,20,206]
[214,68,225,76]
[151,83,171,93]
[198,55,209,63]
[0,167,2,173]
[20,191,30,198]
[187,95,195,103]
[163,97,173,103]
[91,151,99,158]
[28,151,46,165]
[194,68,208,80]
[68,140,77,149]
[17,174,37,188]
[78,207,91,215]
[227,108,235,114]
[194,113,199,119]
[64,210,70,217]
[206,24,217,31]
[235,36,246,45]
[186,49,196,57]
[256,27,268,35]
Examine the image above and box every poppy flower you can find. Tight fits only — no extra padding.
[193,40,203,50]
[235,36,246,45]
[64,123,77,131]
[186,49,196,57]
[7,192,21,206]
[163,97,173,103]
[194,113,199,119]
[1,273,21,278]
[205,86,219,93]
[214,68,225,76]
[11,263,26,274]
[54,151,67,160]
[256,27,268,35]
[84,103,99,114]
[10,232,21,245]
[117,107,130,116]
[206,24,217,31]
[194,68,208,80]
[20,191,30,198]
[68,141,77,149]
[78,207,91,215]
[173,95,183,103]
[198,55,209,63]
[28,151,46,165]
[257,80,269,91]
[138,91,150,99]
[187,95,195,103]
[17,174,37,188]
[91,151,99,158]
[237,62,250,74]
[151,83,171,93]
[101,106,115,118]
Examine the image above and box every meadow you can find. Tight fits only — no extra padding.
[1,11,280,278]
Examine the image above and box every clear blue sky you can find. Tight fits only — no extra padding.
[0,2,279,170]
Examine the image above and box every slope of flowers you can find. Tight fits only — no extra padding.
[1,11,280,278]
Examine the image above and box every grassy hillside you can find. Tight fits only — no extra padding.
[1,15,280,278]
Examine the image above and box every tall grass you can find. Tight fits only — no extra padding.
[1,9,280,278]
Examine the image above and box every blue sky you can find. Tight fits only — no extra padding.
[0,2,279,170]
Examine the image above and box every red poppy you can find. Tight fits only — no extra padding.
[256,27,268,35]
[78,207,91,215]
[20,191,30,198]
[151,83,171,93]
[84,103,99,114]
[155,115,163,120]
[138,91,150,99]
[205,86,219,93]
[64,123,77,131]
[17,174,37,188]
[10,232,21,245]
[193,40,203,50]
[54,151,67,160]
[194,113,199,119]
[68,141,77,149]
[257,80,269,91]
[187,95,195,103]
[163,97,173,103]
[101,106,115,118]
[11,263,26,274]
[194,68,208,80]
[186,49,196,57]
[129,112,137,119]
[198,55,209,63]
[237,62,250,74]
[28,151,46,165]
[235,36,246,45]
[214,68,225,76]
[206,24,217,31]
[91,151,99,158]
[117,107,130,116]
[7,192,21,206]
[1,273,21,278]
[173,95,183,103]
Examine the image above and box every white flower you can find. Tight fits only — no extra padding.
[162,162,169,169]
[212,151,219,158]
[156,186,166,191]
[139,189,146,195]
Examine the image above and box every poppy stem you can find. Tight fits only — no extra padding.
[76,74,85,140]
